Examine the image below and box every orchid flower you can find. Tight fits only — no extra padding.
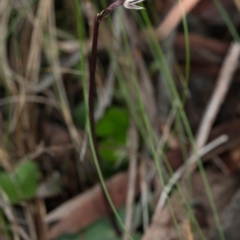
[123,0,145,10]
[99,0,145,19]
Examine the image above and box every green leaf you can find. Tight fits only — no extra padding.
[0,173,18,203]
[14,161,41,200]
[96,107,129,143]
[96,107,129,167]
[83,218,121,240]
[56,235,80,240]
[56,218,120,240]
[0,161,41,204]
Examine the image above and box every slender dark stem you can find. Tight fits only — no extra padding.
[89,16,101,161]
[88,15,121,236]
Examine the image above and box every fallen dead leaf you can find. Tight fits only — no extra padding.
[46,171,140,239]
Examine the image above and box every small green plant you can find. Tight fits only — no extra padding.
[0,161,40,204]
[96,107,129,173]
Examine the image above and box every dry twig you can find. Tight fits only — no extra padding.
[156,0,201,40]
[195,42,240,150]
[46,1,83,151]
[153,135,228,220]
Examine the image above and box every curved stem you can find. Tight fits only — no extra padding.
[88,15,122,237]
[89,16,101,163]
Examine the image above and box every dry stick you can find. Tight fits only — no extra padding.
[195,42,240,150]
[156,0,201,40]
[0,191,32,240]
[0,0,17,94]
[20,144,74,162]
[25,0,49,83]
[153,134,228,220]
[15,0,50,153]
[47,1,82,150]
[34,199,48,240]
[0,0,18,137]
[123,122,138,240]
[0,96,59,109]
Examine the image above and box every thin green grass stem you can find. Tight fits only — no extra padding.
[178,0,190,104]
[213,0,240,42]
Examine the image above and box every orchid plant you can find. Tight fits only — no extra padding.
[88,0,146,175]
[87,0,145,237]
